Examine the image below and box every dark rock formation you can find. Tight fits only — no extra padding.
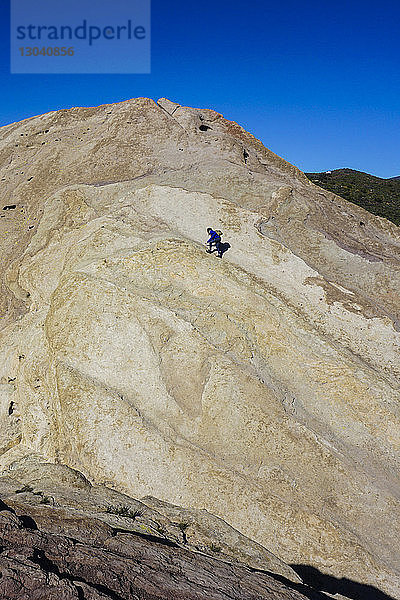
[0,497,323,600]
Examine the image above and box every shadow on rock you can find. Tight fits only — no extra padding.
[219,242,231,257]
[290,564,397,600]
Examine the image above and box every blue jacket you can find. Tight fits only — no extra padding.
[207,229,221,243]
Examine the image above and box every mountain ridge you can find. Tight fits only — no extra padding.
[305,168,400,225]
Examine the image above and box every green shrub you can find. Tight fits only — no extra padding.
[106,505,142,520]
[15,484,34,494]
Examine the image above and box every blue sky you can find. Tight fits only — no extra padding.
[1,0,399,177]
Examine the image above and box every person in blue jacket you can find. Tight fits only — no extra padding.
[206,228,222,258]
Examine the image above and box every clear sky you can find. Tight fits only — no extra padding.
[1,0,399,178]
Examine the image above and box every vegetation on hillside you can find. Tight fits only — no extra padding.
[305,169,400,226]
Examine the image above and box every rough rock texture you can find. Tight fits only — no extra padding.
[0,462,300,584]
[0,494,322,600]
[0,98,399,598]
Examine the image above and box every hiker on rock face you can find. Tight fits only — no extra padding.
[206,227,223,258]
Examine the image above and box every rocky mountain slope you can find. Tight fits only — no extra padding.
[305,168,400,225]
[0,98,399,599]
[0,503,311,600]
[0,463,315,600]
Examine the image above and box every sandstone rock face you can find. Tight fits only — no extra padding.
[0,494,313,600]
[0,98,399,598]
[0,461,300,585]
